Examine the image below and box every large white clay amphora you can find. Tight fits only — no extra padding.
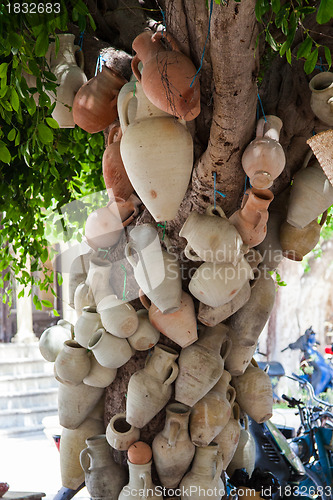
[118,82,193,221]
[309,72,333,126]
[125,224,182,314]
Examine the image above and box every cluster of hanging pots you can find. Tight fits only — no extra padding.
[36,28,333,500]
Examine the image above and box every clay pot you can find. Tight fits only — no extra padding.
[132,31,200,121]
[190,370,236,447]
[227,267,276,345]
[96,295,139,338]
[125,225,182,314]
[175,324,231,407]
[242,115,286,189]
[179,205,247,265]
[74,306,102,348]
[128,441,153,464]
[280,211,327,261]
[309,72,333,126]
[73,66,126,133]
[229,188,274,247]
[126,344,179,428]
[152,403,195,488]
[119,82,193,222]
[119,460,160,500]
[55,340,91,386]
[287,156,333,228]
[85,257,113,306]
[74,282,95,317]
[88,328,132,369]
[197,281,251,327]
[225,335,257,377]
[46,34,87,128]
[58,380,104,429]
[232,358,273,423]
[227,415,256,478]
[85,195,140,251]
[83,353,117,388]
[106,413,140,451]
[60,415,105,489]
[214,402,241,469]
[80,434,127,499]
[39,321,72,362]
[140,291,198,348]
[180,443,224,500]
[127,309,160,351]
[189,256,254,308]
[68,251,93,308]
[102,123,134,201]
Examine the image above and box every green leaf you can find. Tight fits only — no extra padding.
[304,47,319,74]
[87,13,96,30]
[52,308,60,317]
[265,30,279,51]
[46,117,60,129]
[8,33,22,49]
[35,30,49,57]
[325,46,332,69]
[37,123,54,144]
[279,41,288,56]
[271,0,280,14]
[0,141,11,163]
[10,88,20,112]
[8,129,16,142]
[297,36,313,60]
[286,48,292,64]
[317,0,333,25]
[0,63,8,78]
[41,299,53,308]
[17,289,25,299]
[57,272,63,286]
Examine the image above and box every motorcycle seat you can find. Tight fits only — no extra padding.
[257,361,285,377]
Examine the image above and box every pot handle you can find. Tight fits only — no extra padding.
[117,89,133,133]
[74,45,84,70]
[214,450,224,481]
[140,472,149,499]
[125,242,138,269]
[139,290,151,310]
[328,96,333,113]
[320,210,328,226]
[184,244,202,262]
[168,420,181,447]
[108,125,122,145]
[221,337,232,361]
[253,209,269,230]
[206,205,227,219]
[244,414,249,430]
[131,54,142,82]
[164,362,179,386]
[152,31,180,53]
[227,386,237,406]
[79,448,91,472]
[232,401,241,421]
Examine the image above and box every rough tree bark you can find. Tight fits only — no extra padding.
[72,0,333,471]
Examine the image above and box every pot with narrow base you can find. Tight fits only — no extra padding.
[126,344,179,428]
[119,459,160,500]
[55,340,91,386]
[226,415,256,478]
[74,306,102,348]
[214,402,241,469]
[127,309,160,351]
[152,403,195,488]
[58,380,104,430]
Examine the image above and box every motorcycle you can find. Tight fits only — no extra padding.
[281,327,333,395]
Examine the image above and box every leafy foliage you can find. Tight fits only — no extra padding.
[0,0,104,309]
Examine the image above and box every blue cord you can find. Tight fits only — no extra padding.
[257,93,267,122]
[190,0,214,88]
[78,30,84,51]
[213,172,226,209]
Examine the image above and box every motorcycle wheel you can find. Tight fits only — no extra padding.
[295,465,331,500]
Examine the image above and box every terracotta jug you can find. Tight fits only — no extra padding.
[180,443,224,500]
[88,328,132,369]
[309,72,333,126]
[46,34,87,128]
[119,459,160,500]
[127,309,160,351]
[229,188,274,247]
[175,324,231,407]
[214,402,241,469]
[83,353,117,388]
[126,344,179,428]
[96,294,139,338]
[197,281,251,327]
[132,31,200,121]
[60,415,105,489]
[242,115,286,189]
[152,402,195,488]
[232,358,273,423]
[74,306,102,348]
[58,380,104,429]
[55,340,91,386]
[190,370,236,447]
[227,267,276,346]
[80,434,127,499]
[227,415,256,478]
[179,205,247,265]
[39,320,72,362]
[119,81,193,222]
[125,226,182,314]
[102,123,134,201]
[68,251,93,308]
[73,65,126,133]
[140,291,198,348]
[286,155,333,229]
[84,195,140,251]
[280,211,326,261]
[106,413,140,451]
[189,256,254,308]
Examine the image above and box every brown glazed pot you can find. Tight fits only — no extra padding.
[73,66,127,133]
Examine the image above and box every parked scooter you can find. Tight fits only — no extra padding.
[281,327,333,395]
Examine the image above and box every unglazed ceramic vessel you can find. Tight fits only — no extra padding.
[309,72,333,126]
